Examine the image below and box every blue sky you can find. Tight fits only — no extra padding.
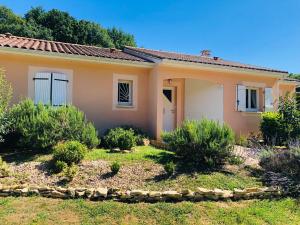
[1,0,300,73]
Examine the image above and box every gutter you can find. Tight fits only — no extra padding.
[160,59,288,78]
[0,47,154,69]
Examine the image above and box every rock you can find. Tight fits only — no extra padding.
[93,188,108,199]
[55,187,68,193]
[130,190,149,197]
[0,192,9,197]
[75,190,86,198]
[111,148,121,153]
[181,189,194,198]
[67,188,76,198]
[119,191,131,200]
[245,187,261,193]
[122,150,131,154]
[221,190,233,199]
[162,191,182,199]
[51,190,67,199]
[143,138,150,146]
[85,188,95,198]
[148,191,162,198]
[38,186,54,192]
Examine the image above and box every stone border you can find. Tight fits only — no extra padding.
[0,184,287,202]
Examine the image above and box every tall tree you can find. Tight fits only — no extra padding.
[0,6,137,49]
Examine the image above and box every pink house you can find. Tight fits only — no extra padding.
[0,33,297,139]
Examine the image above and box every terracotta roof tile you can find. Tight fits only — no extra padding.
[125,46,288,74]
[0,34,149,62]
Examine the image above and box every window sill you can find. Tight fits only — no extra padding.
[116,104,135,109]
[241,111,262,116]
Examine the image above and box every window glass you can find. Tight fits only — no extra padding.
[246,89,249,109]
[163,89,172,102]
[118,80,132,105]
[250,89,257,109]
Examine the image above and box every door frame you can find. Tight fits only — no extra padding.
[162,86,177,131]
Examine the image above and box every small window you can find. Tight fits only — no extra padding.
[246,88,258,111]
[118,80,133,106]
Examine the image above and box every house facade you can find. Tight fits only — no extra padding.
[0,33,297,139]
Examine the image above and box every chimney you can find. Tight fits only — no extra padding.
[200,49,211,57]
[110,48,117,53]
[5,32,12,38]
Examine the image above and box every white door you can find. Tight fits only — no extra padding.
[163,87,176,132]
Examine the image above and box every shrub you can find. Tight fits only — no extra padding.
[260,94,300,146]
[104,127,136,150]
[53,141,87,166]
[260,112,283,145]
[0,69,12,142]
[62,163,79,181]
[235,134,249,147]
[8,99,100,150]
[164,161,175,175]
[53,160,68,173]
[120,125,149,145]
[228,155,245,165]
[0,156,10,177]
[110,161,121,174]
[162,119,235,168]
[259,148,300,180]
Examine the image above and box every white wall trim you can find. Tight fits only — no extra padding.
[28,66,73,104]
[241,81,266,88]
[112,73,138,111]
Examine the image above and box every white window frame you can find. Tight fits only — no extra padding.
[113,74,138,110]
[246,87,259,112]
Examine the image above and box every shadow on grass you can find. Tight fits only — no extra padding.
[0,148,51,164]
[144,151,175,165]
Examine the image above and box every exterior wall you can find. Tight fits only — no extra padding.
[0,53,151,135]
[0,51,296,139]
[184,79,223,123]
[154,65,289,138]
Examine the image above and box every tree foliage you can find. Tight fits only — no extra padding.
[0,6,136,49]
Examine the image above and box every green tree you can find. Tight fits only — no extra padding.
[0,69,12,142]
[0,6,137,49]
[107,27,136,49]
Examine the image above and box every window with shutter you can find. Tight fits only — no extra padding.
[34,72,51,105]
[34,72,68,106]
[52,73,68,106]
[236,85,246,112]
[264,87,274,112]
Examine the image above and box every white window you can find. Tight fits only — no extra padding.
[118,80,133,106]
[236,85,259,112]
[34,72,69,106]
[246,88,258,111]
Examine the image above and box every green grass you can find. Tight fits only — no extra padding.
[0,197,300,225]
[85,146,174,164]
[146,171,263,191]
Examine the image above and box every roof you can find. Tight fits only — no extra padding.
[0,33,288,74]
[0,34,148,62]
[125,46,288,74]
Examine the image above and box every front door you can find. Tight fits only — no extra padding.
[163,87,176,132]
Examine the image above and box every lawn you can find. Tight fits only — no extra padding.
[85,146,174,164]
[0,197,300,225]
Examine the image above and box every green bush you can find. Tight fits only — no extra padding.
[260,112,283,145]
[0,156,10,177]
[104,127,136,150]
[120,125,149,146]
[53,141,87,166]
[164,161,175,175]
[110,161,121,174]
[0,69,12,143]
[8,99,100,150]
[62,163,79,181]
[259,148,300,179]
[162,119,235,168]
[228,155,245,165]
[53,160,68,173]
[260,94,300,146]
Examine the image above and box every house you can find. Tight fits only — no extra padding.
[0,33,297,139]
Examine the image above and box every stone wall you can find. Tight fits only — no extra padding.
[0,184,285,202]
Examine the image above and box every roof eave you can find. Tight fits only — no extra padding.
[161,59,288,78]
[0,47,154,68]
